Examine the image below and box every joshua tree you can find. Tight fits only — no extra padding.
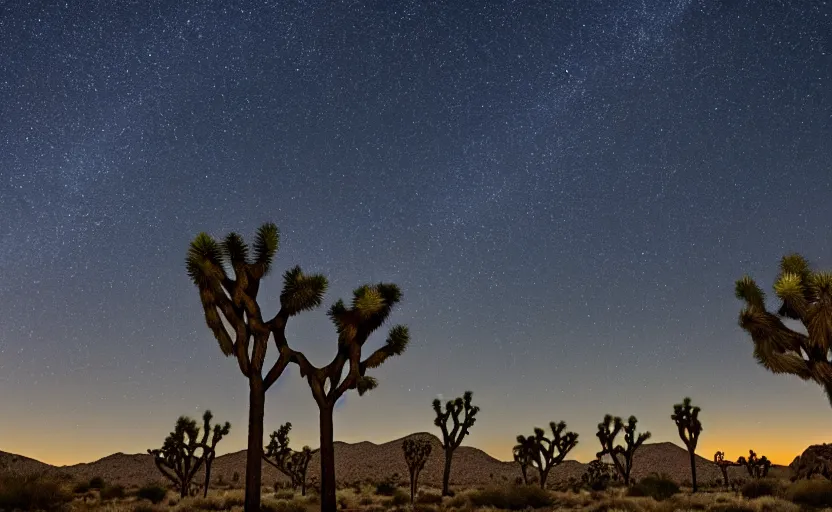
[714,451,739,487]
[517,421,579,489]
[672,398,702,492]
[402,438,432,503]
[737,450,772,479]
[263,422,315,495]
[433,391,480,496]
[290,284,410,512]
[149,414,210,498]
[735,254,832,405]
[512,436,535,485]
[596,414,651,486]
[200,411,231,498]
[186,223,328,511]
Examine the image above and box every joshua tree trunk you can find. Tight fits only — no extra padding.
[203,455,213,498]
[689,450,698,492]
[410,472,417,504]
[539,469,549,490]
[319,404,337,512]
[520,466,528,485]
[442,448,453,496]
[245,376,265,512]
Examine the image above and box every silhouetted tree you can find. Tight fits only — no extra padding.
[582,458,618,491]
[433,391,479,496]
[737,450,772,479]
[672,398,702,492]
[201,411,231,497]
[186,223,327,512]
[149,412,222,498]
[290,284,410,512]
[517,421,579,489]
[512,436,535,485]
[714,451,739,487]
[596,414,651,486]
[402,438,432,503]
[263,422,315,495]
[735,254,832,405]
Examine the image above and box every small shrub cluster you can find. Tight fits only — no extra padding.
[0,472,72,511]
[375,473,401,496]
[468,485,553,511]
[89,475,106,489]
[627,473,680,501]
[100,484,126,500]
[137,483,168,504]
[740,478,782,499]
[260,498,308,512]
[416,491,443,504]
[785,479,832,508]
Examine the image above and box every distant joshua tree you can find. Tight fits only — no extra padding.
[263,422,315,496]
[402,438,432,503]
[512,436,535,485]
[672,398,702,492]
[433,391,480,496]
[714,451,739,487]
[737,450,772,479]
[200,411,231,498]
[582,458,618,491]
[596,414,651,486]
[186,223,327,511]
[735,254,832,405]
[148,411,229,498]
[516,421,579,489]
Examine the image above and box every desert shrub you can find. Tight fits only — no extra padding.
[390,489,410,507]
[446,493,469,509]
[273,489,295,500]
[73,481,91,494]
[468,485,553,511]
[337,492,350,510]
[133,504,160,512]
[375,475,399,496]
[754,496,800,512]
[0,472,72,511]
[785,479,832,508]
[416,491,443,504]
[741,478,782,499]
[89,476,106,489]
[707,504,756,512]
[627,474,680,501]
[260,498,307,512]
[414,505,438,512]
[359,495,374,505]
[137,483,168,504]
[100,484,126,500]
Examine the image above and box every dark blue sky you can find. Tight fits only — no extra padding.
[1,0,830,465]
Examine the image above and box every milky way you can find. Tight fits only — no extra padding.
[1,0,830,464]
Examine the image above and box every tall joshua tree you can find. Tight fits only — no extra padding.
[714,451,739,487]
[433,391,479,496]
[513,436,535,485]
[263,422,314,496]
[290,284,410,512]
[402,438,432,504]
[735,254,832,405]
[672,398,702,492]
[201,411,231,498]
[517,421,579,489]
[186,223,327,512]
[149,413,221,498]
[596,414,651,486]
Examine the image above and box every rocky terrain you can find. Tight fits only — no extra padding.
[0,434,792,489]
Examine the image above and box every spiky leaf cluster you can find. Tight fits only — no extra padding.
[433,391,479,451]
[736,254,832,405]
[672,398,702,449]
[403,438,433,474]
[596,414,651,485]
[263,422,314,492]
[517,421,579,489]
[737,450,772,479]
[186,223,328,385]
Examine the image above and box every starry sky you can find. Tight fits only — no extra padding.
[1,0,831,467]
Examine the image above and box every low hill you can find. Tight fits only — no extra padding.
[0,436,793,489]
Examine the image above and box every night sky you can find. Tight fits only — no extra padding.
[1,0,831,467]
